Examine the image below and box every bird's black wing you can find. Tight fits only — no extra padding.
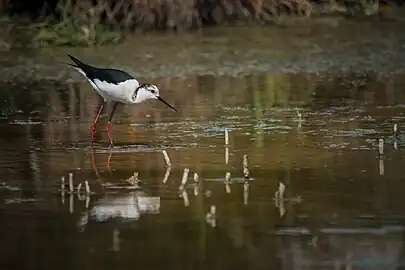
[92,68,135,84]
[68,54,135,85]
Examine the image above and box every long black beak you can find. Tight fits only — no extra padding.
[157,96,177,112]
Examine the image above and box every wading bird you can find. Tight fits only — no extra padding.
[65,54,177,148]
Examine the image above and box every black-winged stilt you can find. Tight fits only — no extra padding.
[65,54,177,148]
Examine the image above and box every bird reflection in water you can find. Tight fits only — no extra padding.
[90,147,113,181]
[77,149,161,232]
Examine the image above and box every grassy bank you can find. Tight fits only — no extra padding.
[0,0,401,48]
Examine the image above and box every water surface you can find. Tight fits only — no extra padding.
[1,70,405,269]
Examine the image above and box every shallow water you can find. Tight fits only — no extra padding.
[1,70,405,269]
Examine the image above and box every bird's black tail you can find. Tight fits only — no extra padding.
[68,54,90,70]
[58,60,78,68]
[67,54,102,78]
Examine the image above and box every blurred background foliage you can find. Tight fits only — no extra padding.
[0,0,401,47]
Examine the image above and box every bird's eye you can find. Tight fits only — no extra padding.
[150,89,155,94]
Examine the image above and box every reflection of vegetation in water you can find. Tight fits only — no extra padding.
[5,71,405,188]
[250,73,296,148]
[3,71,405,150]
[0,80,57,116]
[2,71,403,118]
[263,73,292,107]
[195,179,207,265]
[250,74,265,148]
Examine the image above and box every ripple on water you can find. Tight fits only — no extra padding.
[0,182,20,191]
[10,120,43,125]
[337,129,379,137]
[4,198,43,204]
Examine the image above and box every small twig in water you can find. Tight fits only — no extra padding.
[225,128,229,146]
[225,172,231,182]
[244,181,249,205]
[379,159,384,176]
[69,194,74,213]
[275,181,286,201]
[77,182,83,194]
[225,172,231,193]
[225,146,229,165]
[163,167,171,184]
[85,181,91,194]
[393,125,399,150]
[181,189,190,207]
[85,196,90,209]
[297,110,302,121]
[60,176,65,204]
[274,182,286,217]
[61,176,66,204]
[61,176,65,191]
[179,168,189,190]
[69,173,74,193]
[243,155,250,179]
[194,184,199,196]
[378,138,384,158]
[206,205,216,228]
[162,150,172,167]
[278,199,286,218]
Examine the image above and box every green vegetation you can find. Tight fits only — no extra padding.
[0,0,399,49]
[29,20,122,47]
[28,0,123,46]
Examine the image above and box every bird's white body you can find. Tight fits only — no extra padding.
[93,78,139,104]
[73,67,148,104]
[77,191,160,231]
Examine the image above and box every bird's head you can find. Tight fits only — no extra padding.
[132,83,177,112]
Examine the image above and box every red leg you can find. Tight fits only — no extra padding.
[90,147,98,176]
[91,103,105,147]
[90,148,104,188]
[106,102,118,148]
